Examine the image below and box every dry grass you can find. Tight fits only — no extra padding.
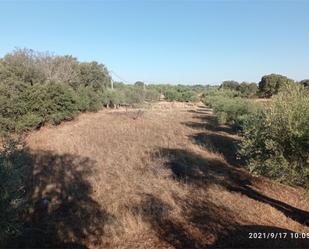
[23,101,309,249]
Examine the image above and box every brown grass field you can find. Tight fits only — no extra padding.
[17,102,309,248]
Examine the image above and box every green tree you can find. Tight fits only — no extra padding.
[258,74,294,97]
[134,81,145,89]
[219,80,239,91]
[240,84,309,187]
[237,82,258,97]
[0,48,45,85]
[78,62,111,90]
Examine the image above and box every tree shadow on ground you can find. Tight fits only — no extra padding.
[132,193,237,249]
[134,192,309,249]
[155,148,308,235]
[227,183,309,226]
[186,107,234,134]
[10,150,112,249]
[156,148,250,189]
[189,132,244,167]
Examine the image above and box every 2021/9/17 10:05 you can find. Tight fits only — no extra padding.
[249,233,309,239]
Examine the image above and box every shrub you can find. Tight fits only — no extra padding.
[202,89,260,130]
[76,86,102,112]
[102,89,126,107]
[237,82,258,98]
[21,83,79,125]
[0,83,79,132]
[214,98,259,130]
[219,80,239,91]
[122,87,145,105]
[258,73,294,98]
[164,88,199,102]
[164,89,180,101]
[15,113,43,131]
[0,136,32,247]
[0,83,30,131]
[144,88,160,101]
[240,84,309,187]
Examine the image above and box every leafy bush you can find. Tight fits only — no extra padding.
[258,74,294,98]
[21,83,79,126]
[219,80,239,91]
[144,88,160,101]
[214,98,260,129]
[0,83,79,132]
[240,84,309,187]
[237,82,258,98]
[102,89,126,107]
[122,87,145,105]
[0,84,27,131]
[219,81,258,98]
[164,88,198,102]
[202,89,260,130]
[76,86,102,112]
[0,136,32,247]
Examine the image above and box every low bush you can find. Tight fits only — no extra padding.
[144,88,160,101]
[0,136,32,247]
[0,83,79,132]
[76,86,102,112]
[20,83,79,126]
[202,89,261,130]
[164,88,199,102]
[240,84,309,187]
[122,87,145,105]
[102,89,126,107]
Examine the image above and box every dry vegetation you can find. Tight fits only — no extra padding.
[20,101,309,249]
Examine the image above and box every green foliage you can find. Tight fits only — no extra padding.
[237,82,258,98]
[219,81,258,98]
[258,73,294,98]
[134,81,145,88]
[122,87,145,105]
[219,80,239,91]
[202,89,262,130]
[0,48,114,131]
[201,89,240,107]
[0,48,111,89]
[164,87,199,102]
[76,86,102,112]
[21,83,79,125]
[212,98,259,130]
[102,89,126,106]
[240,84,309,187]
[0,83,79,132]
[78,62,111,90]
[0,136,32,247]
[144,88,160,101]
[0,48,46,85]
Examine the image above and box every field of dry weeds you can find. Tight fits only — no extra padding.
[22,101,309,249]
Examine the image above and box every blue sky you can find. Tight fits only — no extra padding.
[0,0,308,84]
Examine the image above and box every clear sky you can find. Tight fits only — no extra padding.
[0,0,308,84]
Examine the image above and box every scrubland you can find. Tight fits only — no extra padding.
[1,49,308,248]
[5,101,306,249]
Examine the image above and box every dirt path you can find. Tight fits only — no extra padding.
[24,102,309,249]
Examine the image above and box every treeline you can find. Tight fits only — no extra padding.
[202,82,309,188]
[150,84,208,102]
[0,49,159,132]
[0,49,211,133]
[219,81,258,98]
[220,73,309,98]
